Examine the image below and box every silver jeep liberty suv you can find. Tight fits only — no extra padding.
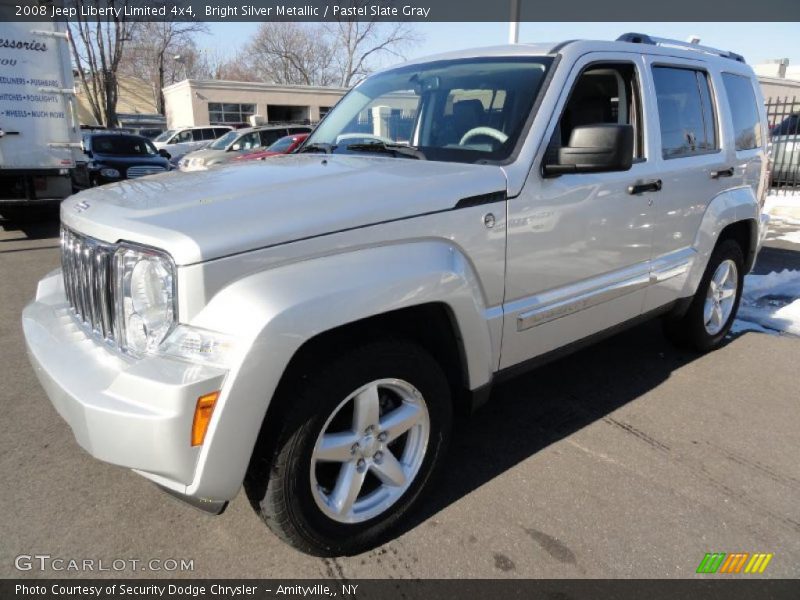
[24,33,769,555]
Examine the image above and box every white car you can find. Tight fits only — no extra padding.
[24,34,770,556]
[152,126,233,165]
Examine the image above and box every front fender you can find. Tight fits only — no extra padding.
[682,186,761,297]
[184,241,495,500]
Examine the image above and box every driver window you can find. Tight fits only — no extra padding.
[549,63,644,162]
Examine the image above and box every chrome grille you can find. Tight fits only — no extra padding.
[127,165,166,178]
[60,227,117,341]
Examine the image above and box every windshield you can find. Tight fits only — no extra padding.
[209,130,239,150]
[91,135,158,156]
[153,129,175,143]
[267,136,298,153]
[303,56,552,163]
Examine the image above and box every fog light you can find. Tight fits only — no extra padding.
[191,391,220,447]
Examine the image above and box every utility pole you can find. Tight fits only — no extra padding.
[508,0,520,44]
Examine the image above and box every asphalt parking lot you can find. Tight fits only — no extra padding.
[1,210,799,579]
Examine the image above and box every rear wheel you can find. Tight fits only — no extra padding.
[245,340,452,556]
[663,239,744,352]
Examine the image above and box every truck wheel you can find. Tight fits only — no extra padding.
[663,239,744,352]
[246,340,452,556]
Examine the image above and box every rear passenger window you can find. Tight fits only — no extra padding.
[652,67,717,158]
[722,73,762,151]
[260,129,285,146]
[191,129,205,141]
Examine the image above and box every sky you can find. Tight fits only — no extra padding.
[201,22,800,70]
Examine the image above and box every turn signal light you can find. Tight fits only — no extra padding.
[191,391,220,446]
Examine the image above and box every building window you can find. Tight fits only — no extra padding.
[208,102,256,124]
[319,106,333,119]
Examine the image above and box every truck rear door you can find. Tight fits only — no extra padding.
[0,20,80,171]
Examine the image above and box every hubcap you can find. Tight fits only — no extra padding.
[310,379,430,524]
[704,259,738,335]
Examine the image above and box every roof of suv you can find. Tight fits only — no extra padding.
[172,125,233,130]
[395,34,751,71]
[232,124,313,135]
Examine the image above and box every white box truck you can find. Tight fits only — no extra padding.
[0,17,82,218]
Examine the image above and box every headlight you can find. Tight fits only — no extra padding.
[115,245,176,354]
[100,168,120,178]
[193,158,205,167]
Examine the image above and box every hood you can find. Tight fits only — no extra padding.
[61,154,508,266]
[236,151,280,161]
[182,148,231,164]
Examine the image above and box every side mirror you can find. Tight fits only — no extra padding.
[543,124,633,177]
[158,149,171,159]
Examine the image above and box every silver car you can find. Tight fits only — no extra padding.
[180,125,313,171]
[24,34,769,556]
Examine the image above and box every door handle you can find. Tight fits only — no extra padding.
[710,167,735,179]
[0,129,21,138]
[627,179,662,195]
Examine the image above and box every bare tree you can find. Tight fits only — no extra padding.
[68,0,136,127]
[327,20,420,87]
[248,23,336,86]
[120,22,208,114]
[243,17,421,88]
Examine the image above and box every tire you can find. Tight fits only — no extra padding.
[663,239,744,352]
[245,339,452,556]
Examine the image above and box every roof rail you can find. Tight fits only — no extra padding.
[616,32,745,63]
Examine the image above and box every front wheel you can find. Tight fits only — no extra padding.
[663,239,744,352]
[245,340,452,556]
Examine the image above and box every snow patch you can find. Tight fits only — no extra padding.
[734,269,800,336]
[764,190,800,225]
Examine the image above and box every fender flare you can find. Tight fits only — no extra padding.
[184,241,496,499]
[682,185,760,298]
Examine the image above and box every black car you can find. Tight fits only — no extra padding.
[73,133,172,189]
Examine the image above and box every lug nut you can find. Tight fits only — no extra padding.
[356,459,367,472]
[374,451,384,464]
[378,432,388,442]
[351,443,360,455]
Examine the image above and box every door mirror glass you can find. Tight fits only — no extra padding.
[543,124,634,176]
[158,149,171,159]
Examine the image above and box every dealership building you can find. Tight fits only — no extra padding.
[162,79,349,128]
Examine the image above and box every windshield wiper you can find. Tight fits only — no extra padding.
[297,142,334,154]
[345,142,426,160]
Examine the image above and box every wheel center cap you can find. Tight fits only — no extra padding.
[358,434,379,457]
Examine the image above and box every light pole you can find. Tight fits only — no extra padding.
[508,0,520,44]
[174,54,188,81]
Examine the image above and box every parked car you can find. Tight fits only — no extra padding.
[771,112,799,186]
[25,34,770,557]
[179,125,313,170]
[234,133,309,161]
[153,126,233,166]
[72,133,171,188]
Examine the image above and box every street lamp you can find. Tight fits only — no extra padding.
[508,0,520,44]
[174,54,188,80]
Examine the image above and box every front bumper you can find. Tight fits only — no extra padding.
[23,270,227,494]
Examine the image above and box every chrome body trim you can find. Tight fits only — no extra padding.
[514,248,695,332]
